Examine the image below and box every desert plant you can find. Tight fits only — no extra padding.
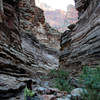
[49,69,74,93]
[79,66,100,100]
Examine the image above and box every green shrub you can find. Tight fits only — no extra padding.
[49,69,69,79]
[79,66,100,100]
[49,69,74,93]
[49,66,100,99]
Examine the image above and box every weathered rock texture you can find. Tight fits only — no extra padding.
[0,1,33,99]
[19,0,59,70]
[0,0,59,99]
[19,0,60,49]
[60,0,100,70]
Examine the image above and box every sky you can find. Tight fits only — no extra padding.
[38,0,75,11]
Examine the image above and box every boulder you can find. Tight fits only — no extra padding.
[71,88,87,97]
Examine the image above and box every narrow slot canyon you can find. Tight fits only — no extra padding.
[0,0,100,100]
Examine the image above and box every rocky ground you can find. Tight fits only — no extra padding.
[8,75,85,100]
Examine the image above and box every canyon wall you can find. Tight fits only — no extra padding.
[19,0,60,49]
[43,5,78,32]
[60,0,100,71]
[0,0,32,99]
[36,1,78,32]
[19,0,60,71]
[0,0,59,99]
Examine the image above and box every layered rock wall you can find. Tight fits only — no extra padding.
[0,0,59,99]
[0,0,33,99]
[60,0,100,70]
[19,0,59,71]
[19,0,60,49]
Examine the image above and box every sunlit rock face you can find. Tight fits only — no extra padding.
[60,0,100,70]
[58,4,78,32]
[45,6,78,32]
[44,9,66,31]
[64,4,78,26]
[36,1,78,32]
[0,0,59,99]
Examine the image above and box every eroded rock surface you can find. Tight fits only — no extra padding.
[0,0,60,99]
[19,0,60,49]
[19,0,59,72]
[60,0,100,70]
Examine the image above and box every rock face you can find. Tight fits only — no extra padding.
[19,0,60,49]
[19,0,59,70]
[64,4,78,26]
[58,5,78,32]
[60,0,100,70]
[0,1,33,99]
[36,1,78,32]
[0,0,59,99]
[43,5,78,32]
[44,9,66,30]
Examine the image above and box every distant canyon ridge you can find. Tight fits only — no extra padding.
[36,1,78,32]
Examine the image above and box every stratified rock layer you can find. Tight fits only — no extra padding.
[0,0,59,99]
[19,0,59,71]
[60,0,100,70]
[0,1,33,99]
[19,0,60,49]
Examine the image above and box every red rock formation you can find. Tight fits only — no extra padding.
[38,3,78,32]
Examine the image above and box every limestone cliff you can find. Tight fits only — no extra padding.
[60,0,100,71]
[0,0,59,99]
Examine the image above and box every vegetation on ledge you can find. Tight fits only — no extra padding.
[48,66,100,100]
